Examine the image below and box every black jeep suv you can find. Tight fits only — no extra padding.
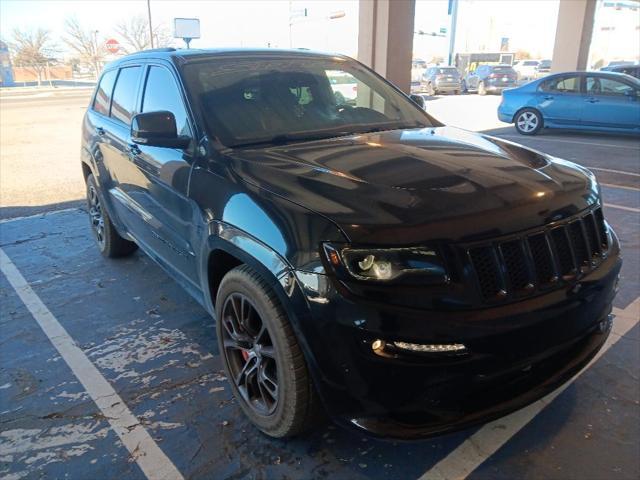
[81,48,621,439]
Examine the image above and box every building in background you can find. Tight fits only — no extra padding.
[0,40,15,86]
[589,0,640,68]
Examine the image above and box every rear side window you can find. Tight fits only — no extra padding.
[141,66,191,136]
[93,69,117,115]
[110,66,142,124]
[540,76,580,93]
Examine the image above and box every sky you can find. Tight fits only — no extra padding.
[1,0,637,65]
[0,0,360,55]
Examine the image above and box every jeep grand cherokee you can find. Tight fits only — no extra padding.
[81,48,621,439]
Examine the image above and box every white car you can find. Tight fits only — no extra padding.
[513,60,540,80]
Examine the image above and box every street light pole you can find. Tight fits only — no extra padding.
[448,0,459,66]
[147,0,154,49]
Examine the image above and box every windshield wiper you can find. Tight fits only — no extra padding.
[231,131,353,148]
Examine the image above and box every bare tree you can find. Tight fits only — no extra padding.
[114,15,173,54]
[63,17,106,79]
[9,28,57,85]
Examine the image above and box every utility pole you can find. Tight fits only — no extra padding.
[147,0,154,49]
[447,0,458,66]
[93,30,100,80]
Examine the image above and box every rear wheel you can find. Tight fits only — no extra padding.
[86,174,137,258]
[216,265,321,438]
[514,108,543,135]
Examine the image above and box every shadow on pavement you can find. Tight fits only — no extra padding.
[0,199,85,221]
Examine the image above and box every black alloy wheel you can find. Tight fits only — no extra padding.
[88,183,105,250]
[221,292,279,415]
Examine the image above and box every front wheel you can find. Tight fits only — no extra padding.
[86,174,137,258]
[216,265,321,438]
[514,108,543,135]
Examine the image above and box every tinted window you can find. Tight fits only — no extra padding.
[540,76,580,93]
[184,57,431,147]
[586,76,634,96]
[491,66,516,74]
[523,61,539,66]
[436,68,459,75]
[142,66,191,136]
[93,69,117,115]
[111,66,142,124]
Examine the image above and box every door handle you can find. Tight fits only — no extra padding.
[127,144,141,156]
[586,97,599,103]
[96,127,105,136]
[543,95,554,100]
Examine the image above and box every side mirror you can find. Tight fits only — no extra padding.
[409,94,426,109]
[131,111,190,148]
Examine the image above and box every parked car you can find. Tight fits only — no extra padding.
[82,48,621,439]
[600,63,640,79]
[534,59,552,78]
[327,72,358,104]
[498,71,640,135]
[410,59,428,93]
[420,66,462,95]
[463,64,518,95]
[513,59,540,80]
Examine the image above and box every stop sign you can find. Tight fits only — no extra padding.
[105,39,120,54]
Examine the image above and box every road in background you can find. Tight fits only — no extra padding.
[0,89,92,219]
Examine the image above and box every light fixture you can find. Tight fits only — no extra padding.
[393,341,467,353]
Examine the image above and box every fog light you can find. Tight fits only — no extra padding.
[393,341,467,353]
[371,339,386,353]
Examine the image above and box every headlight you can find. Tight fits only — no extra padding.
[323,244,449,284]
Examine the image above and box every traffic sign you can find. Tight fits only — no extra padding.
[105,39,120,54]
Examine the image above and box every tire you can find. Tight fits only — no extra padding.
[86,174,137,258]
[216,265,321,438]
[478,81,487,96]
[514,108,543,135]
[454,90,460,95]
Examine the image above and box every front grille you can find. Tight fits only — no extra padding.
[467,207,608,302]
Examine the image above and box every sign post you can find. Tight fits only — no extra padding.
[173,18,200,49]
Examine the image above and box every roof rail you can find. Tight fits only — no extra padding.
[136,47,177,53]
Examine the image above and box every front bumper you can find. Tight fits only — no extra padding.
[293,235,621,439]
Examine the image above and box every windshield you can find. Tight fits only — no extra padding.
[435,68,459,75]
[183,56,433,147]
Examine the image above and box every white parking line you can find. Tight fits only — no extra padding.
[497,134,640,151]
[601,183,640,192]
[605,203,640,213]
[419,297,640,480]
[0,248,184,480]
[590,167,640,177]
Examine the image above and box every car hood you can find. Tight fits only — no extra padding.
[227,126,599,245]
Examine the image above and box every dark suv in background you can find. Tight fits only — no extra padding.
[81,48,621,439]
[420,66,462,95]
[464,64,518,94]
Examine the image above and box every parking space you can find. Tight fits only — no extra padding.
[1,91,639,480]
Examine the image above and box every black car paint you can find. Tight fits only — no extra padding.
[81,49,621,438]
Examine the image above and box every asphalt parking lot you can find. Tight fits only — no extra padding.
[1,89,639,480]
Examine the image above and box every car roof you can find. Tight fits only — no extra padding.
[103,47,349,69]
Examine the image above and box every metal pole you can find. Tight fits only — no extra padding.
[147,0,154,49]
[448,0,458,66]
